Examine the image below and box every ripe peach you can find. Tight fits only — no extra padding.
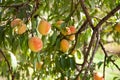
[60,39,70,52]
[28,37,43,52]
[38,20,51,35]
[69,26,76,34]
[115,23,120,32]
[93,72,104,80]
[16,23,27,34]
[11,18,22,27]
[36,61,43,70]
[69,34,75,41]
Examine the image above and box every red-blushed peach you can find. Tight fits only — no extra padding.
[11,18,22,27]
[69,26,76,34]
[60,39,70,52]
[28,37,43,52]
[38,20,51,35]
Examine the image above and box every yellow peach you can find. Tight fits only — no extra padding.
[28,37,43,52]
[38,20,51,35]
[69,34,75,41]
[60,39,69,52]
[17,23,27,34]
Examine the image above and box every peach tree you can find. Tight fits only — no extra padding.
[0,0,120,80]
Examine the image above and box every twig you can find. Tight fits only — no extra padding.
[79,0,94,29]
[0,49,14,80]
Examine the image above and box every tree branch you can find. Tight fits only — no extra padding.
[99,42,120,71]
[83,30,100,80]
[79,0,94,29]
[95,4,120,30]
[0,49,14,80]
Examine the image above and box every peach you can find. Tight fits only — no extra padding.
[69,34,75,41]
[115,23,120,32]
[28,37,43,52]
[60,39,70,52]
[11,18,22,27]
[61,27,71,36]
[93,72,104,80]
[38,20,51,35]
[16,23,27,34]
[36,61,43,70]
[69,26,76,34]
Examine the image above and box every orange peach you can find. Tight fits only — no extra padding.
[28,37,43,52]
[93,72,104,80]
[11,18,22,27]
[60,39,70,52]
[38,20,51,35]
[36,61,43,70]
[69,26,76,34]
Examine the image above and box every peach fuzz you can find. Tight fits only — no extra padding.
[38,20,51,35]
[28,37,43,52]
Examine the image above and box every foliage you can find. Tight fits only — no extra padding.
[0,0,120,80]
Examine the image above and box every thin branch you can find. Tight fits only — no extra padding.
[95,4,120,30]
[83,30,100,80]
[79,0,94,29]
[74,30,96,80]
[99,42,120,71]
[0,49,14,79]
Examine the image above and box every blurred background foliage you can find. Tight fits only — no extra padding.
[0,0,120,80]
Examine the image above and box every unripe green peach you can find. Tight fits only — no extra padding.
[28,37,43,52]
[60,39,70,52]
[38,20,51,35]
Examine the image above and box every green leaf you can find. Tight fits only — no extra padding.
[9,51,17,71]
